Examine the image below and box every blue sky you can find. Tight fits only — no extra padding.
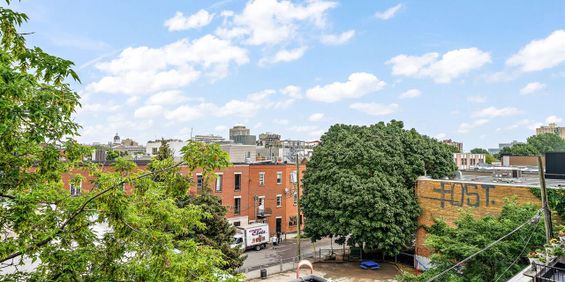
[11,0,565,150]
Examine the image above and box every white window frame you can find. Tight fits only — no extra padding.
[196,173,203,189]
[276,171,282,184]
[234,196,241,215]
[259,172,265,186]
[215,173,223,192]
[276,194,282,208]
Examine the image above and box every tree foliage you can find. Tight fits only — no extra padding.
[301,121,457,255]
[499,133,565,156]
[470,148,488,154]
[401,201,545,282]
[470,148,496,164]
[0,4,240,281]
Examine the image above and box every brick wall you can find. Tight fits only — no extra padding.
[415,178,541,257]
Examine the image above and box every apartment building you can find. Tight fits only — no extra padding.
[61,161,305,237]
[453,153,485,170]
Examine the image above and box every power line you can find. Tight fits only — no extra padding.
[493,218,542,282]
[426,208,543,282]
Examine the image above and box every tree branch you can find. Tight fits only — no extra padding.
[0,161,186,264]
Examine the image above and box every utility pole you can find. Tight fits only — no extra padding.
[296,152,301,259]
[538,156,553,243]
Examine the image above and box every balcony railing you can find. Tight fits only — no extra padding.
[257,207,272,218]
[527,262,565,282]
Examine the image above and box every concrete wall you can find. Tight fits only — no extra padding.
[415,178,541,257]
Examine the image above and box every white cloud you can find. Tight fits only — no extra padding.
[273,118,289,125]
[165,10,215,31]
[308,113,324,122]
[387,48,491,83]
[280,85,302,98]
[350,103,399,116]
[87,35,249,95]
[217,0,337,45]
[399,89,421,99]
[77,101,120,114]
[546,115,562,124]
[127,96,140,105]
[457,119,489,134]
[435,133,447,140]
[472,106,521,118]
[146,90,189,105]
[290,125,319,133]
[504,119,542,131]
[467,96,486,103]
[259,47,307,65]
[507,30,565,72]
[320,30,355,45]
[134,105,164,119]
[520,82,546,95]
[214,125,228,132]
[306,72,386,103]
[375,4,403,20]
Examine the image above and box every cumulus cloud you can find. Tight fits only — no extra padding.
[457,119,489,134]
[306,72,385,103]
[146,90,189,105]
[217,0,337,46]
[259,47,307,65]
[320,30,355,45]
[375,4,403,20]
[164,10,214,31]
[546,115,562,124]
[467,96,486,103]
[472,106,521,118]
[86,35,249,95]
[387,47,491,83]
[308,113,324,122]
[399,89,421,99]
[520,82,546,95]
[350,103,399,116]
[273,118,289,125]
[134,105,164,119]
[507,30,565,72]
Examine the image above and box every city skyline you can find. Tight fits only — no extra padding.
[12,0,565,149]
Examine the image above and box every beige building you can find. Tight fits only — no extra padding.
[536,123,565,139]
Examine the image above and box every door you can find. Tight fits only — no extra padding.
[275,218,282,234]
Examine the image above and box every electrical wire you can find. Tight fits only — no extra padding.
[493,218,542,282]
[426,208,543,282]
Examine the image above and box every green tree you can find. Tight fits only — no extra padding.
[301,121,456,256]
[401,201,545,282]
[156,138,174,161]
[0,4,239,281]
[106,149,119,160]
[499,143,539,156]
[527,133,565,154]
[470,148,489,154]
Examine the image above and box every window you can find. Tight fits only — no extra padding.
[70,181,81,196]
[233,221,241,227]
[259,172,265,186]
[293,192,298,206]
[215,174,223,192]
[289,216,297,227]
[258,196,265,208]
[234,173,241,191]
[276,171,282,184]
[152,147,158,155]
[276,194,282,207]
[196,174,203,190]
[234,197,241,215]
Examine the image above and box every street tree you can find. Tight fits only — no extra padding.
[0,3,239,281]
[301,121,456,256]
[401,201,545,281]
[527,133,565,154]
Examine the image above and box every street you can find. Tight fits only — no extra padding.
[242,237,334,269]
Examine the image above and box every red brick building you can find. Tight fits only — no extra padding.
[61,161,305,237]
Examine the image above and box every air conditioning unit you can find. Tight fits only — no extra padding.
[290,171,297,183]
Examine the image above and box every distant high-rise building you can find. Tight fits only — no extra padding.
[229,125,256,145]
[258,132,281,147]
[193,134,227,144]
[499,140,523,150]
[442,139,463,153]
[536,123,565,139]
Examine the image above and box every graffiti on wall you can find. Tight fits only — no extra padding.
[421,182,496,208]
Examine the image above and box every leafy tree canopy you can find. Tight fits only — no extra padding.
[301,121,456,256]
[0,3,240,281]
[499,133,565,156]
[470,148,489,154]
[401,200,545,282]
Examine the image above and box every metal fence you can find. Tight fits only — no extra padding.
[530,263,565,282]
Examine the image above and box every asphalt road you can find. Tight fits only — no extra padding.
[242,237,333,269]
